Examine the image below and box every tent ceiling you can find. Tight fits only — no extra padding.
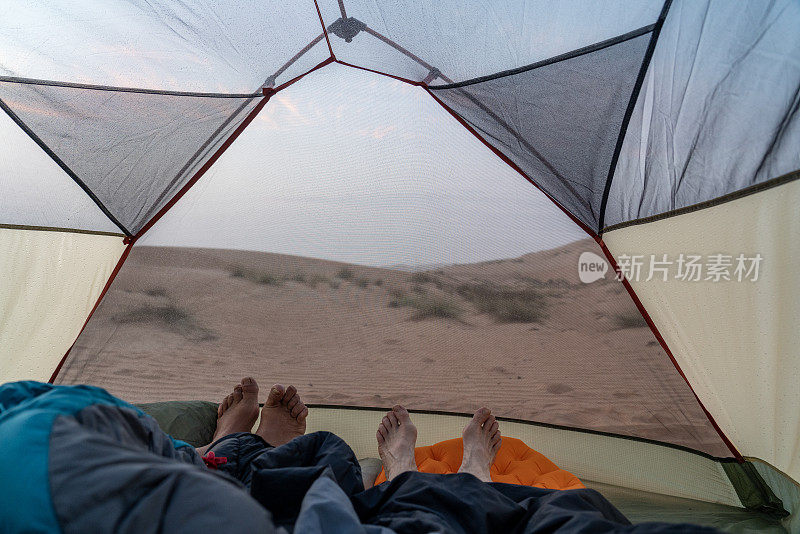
[0,0,797,492]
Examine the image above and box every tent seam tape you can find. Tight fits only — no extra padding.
[0,223,125,238]
[313,0,336,59]
[0,76,261,98]
[602,168,800,234]
[305,403,736,462]
[428,23,656,90]
[597,0,673,233]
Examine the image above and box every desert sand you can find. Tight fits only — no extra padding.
[58,239,728,456]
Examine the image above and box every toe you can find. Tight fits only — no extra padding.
[217,401,224,417]
[297,406,309,421]
[287,395,300,410]
[290,401,304,418]
[381,417,391,432]
[392,405,411,423]
[486,419,498,436]
[387,411,399,427]
[473,407,492,425]
[233,387,244,403]
[241,377,259,399]
[283,385,297,405]
[491,437,502,453]
[266,384,285,406]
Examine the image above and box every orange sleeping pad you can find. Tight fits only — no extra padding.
[373,436,584,489]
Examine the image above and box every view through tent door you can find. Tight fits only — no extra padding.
[54,65,731,458]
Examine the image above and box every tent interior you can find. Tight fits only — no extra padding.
[1,0,799,531]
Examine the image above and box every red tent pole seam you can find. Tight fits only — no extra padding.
[596,238,743,461]
[134,94,272,239]
[313,0,336,60]
[48,241,134,383]
[274,56,334,93]
[335,59,424,87]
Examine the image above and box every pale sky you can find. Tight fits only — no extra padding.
[140,64,587,267]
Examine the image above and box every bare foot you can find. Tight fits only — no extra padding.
[458,407,501,482]
[197,378,260,454]
[376,405,418,480]
[255,384,308,447]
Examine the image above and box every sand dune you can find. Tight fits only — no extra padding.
[58,239,728,456]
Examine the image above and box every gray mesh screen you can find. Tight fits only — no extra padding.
[429,32,651,231]
[0,80,260,234]
[605,0,800,229]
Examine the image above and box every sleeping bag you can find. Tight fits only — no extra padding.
[0,381,719,533]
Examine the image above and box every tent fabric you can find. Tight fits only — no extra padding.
[0,79,263,234]
[0,107,120,233]
[429,30,652,230]
[0,0,327,93]
[316,0,663,85]
[0,227,126,384]
[753,459,800,533]
[288,407,741,507]
[603,178,800,484]
[586,481,787,533]
[0,0,797,517]
[140,401,743,506]
[604,0,800,230]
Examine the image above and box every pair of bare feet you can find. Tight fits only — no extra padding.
[200,380,501,484]
[197,377,308,455]
[377,405,502,482]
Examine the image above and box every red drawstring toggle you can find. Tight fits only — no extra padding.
[202,451,228,469]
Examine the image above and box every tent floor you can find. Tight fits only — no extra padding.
[585,481,786,532]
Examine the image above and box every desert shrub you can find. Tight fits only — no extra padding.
[304,274,329,287]
[329,280,341,289]
[356,277,370,288]
[457,283,548,323]
[113,303,215,341]
[411,271,444,289]
[388,293,462,320]
[336,267,355,280]
[374,279,384,287]
[613,310,649,329]
[290,272,307,283]
[410,296,462,320]
[230,266,247,278]
[257,274,282,286]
